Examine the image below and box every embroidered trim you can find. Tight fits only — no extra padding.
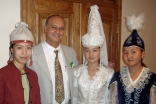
[78,65,108,99]
[82,65,103,84]
[120,66,152,93]
[126,36,132,45]
[136,37,142,46]
[10,40,33,44]
[119,66,152,104]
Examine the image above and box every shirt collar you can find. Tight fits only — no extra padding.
[42,39,61,54]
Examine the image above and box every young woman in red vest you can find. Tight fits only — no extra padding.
[0,22,41,104]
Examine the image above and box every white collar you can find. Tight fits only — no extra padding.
[42,39,60,54]
[120,66,151,93]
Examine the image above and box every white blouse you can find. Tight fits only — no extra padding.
[73,65,114,104]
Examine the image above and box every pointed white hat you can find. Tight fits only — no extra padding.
[82,5,108,66]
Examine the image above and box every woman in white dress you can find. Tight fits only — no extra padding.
[72,5,114,104]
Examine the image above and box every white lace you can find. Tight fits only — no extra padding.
[120,66,152,104]
[109,81,118,104]
[120,66,152,93]
[73,65,114,104]
[83,65,101,83]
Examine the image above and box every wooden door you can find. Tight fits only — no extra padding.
[21,0,121,71]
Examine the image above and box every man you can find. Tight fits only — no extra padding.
[29,15,79,104]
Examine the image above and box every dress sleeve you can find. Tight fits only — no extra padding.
[108,75,119,104]
[72,69,79,104]
[150,84,156,103]
[104,70,114,104]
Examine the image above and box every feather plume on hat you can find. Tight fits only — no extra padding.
[123,13,145,50]
[125,13,144,31]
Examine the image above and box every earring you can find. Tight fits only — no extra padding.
[29,58,33,66]
[29,50,34,66]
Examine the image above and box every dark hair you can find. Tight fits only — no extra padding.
[141,58,146,67]
[45,15,65,26]
[9,44,14,55]
[140,49,147,67]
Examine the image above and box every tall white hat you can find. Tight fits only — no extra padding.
[82,5,108,66]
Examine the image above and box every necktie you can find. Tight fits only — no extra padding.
[54,50,65,104]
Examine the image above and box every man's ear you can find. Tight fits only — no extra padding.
[44,26,47,33]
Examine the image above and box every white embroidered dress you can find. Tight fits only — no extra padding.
[73,65,114,104]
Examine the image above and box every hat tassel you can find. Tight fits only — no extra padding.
[7,51,13,64]
[7,60,11,64]
[29,58,33,66]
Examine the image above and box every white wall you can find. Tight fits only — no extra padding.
[0,0,20,67]
[121,0,156,73]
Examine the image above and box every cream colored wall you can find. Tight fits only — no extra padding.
[0,0,20,68]
[121,0,156,73]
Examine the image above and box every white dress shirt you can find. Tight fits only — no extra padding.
[42,40,70,104]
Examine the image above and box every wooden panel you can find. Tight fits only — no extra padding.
[21,0,121,71]
[36,0,73,14]
[66,0,118,5]
[72,3,82,63]
[103,23,110,55]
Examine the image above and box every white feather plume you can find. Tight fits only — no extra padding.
[125,13,144,31]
